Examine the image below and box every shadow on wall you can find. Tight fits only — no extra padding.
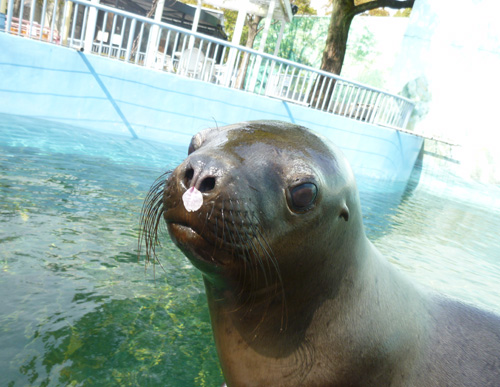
[77,51,138,139]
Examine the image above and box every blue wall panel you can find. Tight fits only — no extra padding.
[0,33,423,183]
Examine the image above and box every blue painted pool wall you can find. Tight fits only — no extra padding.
[0,33,423,183]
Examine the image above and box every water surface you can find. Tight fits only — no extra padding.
[1,114,499,386]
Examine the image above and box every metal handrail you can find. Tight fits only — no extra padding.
[4,0,415,129]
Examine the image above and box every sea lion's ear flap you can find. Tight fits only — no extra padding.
[188,132,204,155]
[340,204,349,222]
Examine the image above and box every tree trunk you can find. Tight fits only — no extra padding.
[322,0,355,76]
[310,0,415,109]
[310,0,355,107]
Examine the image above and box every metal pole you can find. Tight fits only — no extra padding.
[83,0,99,53]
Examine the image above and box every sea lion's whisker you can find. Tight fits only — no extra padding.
[212,214,219,257]
[224,225,251,311]
[242,224,270,287]
[220,199,226,247]
[208,201,216,220]
[247,213,288,331]
[227,200,263,296]
[138,170,171,273]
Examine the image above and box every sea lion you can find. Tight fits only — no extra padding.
[139,121,500,386]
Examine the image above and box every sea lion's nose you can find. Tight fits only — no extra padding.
[180,157,221,193]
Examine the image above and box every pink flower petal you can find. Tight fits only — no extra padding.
[182,187,203,212]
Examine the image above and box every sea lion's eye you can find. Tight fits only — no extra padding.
[289,183,317,211]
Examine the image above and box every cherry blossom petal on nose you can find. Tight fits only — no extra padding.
[182,186,203,212]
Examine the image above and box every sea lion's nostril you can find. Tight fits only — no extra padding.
[199,176,216,193]
[184,168,194,187]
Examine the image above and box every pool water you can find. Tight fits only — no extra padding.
[1,114,499,386]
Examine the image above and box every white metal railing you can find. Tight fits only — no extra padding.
[3,0,415,129]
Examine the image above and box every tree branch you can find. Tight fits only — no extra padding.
[256,20,280,35]
[351,0,415,17]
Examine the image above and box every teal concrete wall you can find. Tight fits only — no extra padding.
[0,33,423,183]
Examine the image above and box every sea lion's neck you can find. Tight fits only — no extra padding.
[203,236,431,386]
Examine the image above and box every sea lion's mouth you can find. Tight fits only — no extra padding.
[167,221,222,266]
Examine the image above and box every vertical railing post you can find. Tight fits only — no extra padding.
[401,102,414,129]
[125,17,136,62]
[368,92,381,123]
[4,0,13,33]
[83,0,99,53]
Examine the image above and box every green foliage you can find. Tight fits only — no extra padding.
[294,0,318,15]
[365,8,390,16]
[260,17,329,67]
[349,25,376,62]
[221,9,240,43]
[394,8,412,17]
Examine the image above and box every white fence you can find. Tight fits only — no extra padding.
[3,0,415,129]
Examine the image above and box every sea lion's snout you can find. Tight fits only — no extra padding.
[164,154,226,219]
[178,156,224,195]
[161,150,252,269]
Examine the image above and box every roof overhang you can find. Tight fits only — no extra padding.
[202,0,293,22]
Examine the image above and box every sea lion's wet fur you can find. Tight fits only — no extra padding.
[139,121,500,386]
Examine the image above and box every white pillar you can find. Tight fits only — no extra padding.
[231,6,247,45]
[145,0,166,68]
[83,0,100,53]
[258,0,275,52]
[248,0,276,91]
[188,0,201,48]
[274,21,286,56]
[225,5,247,86]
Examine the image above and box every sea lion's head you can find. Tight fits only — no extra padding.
[140,121,363,302]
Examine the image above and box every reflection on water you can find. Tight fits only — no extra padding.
[366,155,500,314]
[1,115,499,386]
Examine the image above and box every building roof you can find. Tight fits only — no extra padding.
[101,0,227,39]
